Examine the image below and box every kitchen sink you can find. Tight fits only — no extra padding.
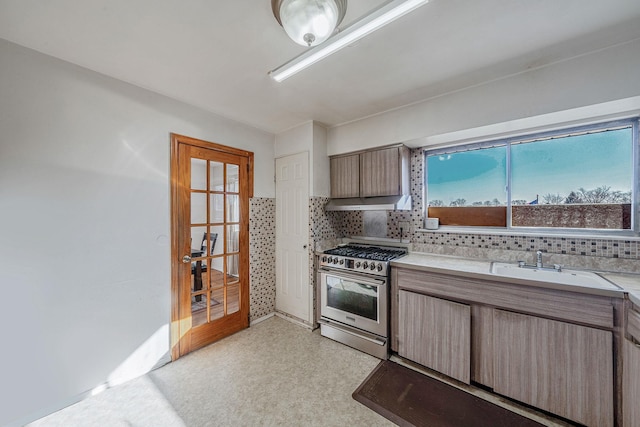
[489,262,622,290]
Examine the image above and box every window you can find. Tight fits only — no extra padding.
[424,119,638,233]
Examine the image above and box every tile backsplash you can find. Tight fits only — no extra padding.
[249,197,276,321]
[410,233,640,259]
[249,197,364,325]
[310,197,363,242]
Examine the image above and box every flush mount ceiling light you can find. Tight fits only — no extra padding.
[272,0,347,47]
[269,0,429,82]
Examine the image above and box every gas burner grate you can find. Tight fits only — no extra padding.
[324,245,406,261]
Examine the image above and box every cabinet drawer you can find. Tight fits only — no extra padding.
[396,268,615,329]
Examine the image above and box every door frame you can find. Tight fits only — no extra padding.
[169,133,254,361]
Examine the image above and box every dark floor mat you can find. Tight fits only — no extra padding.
[353,360,546,427]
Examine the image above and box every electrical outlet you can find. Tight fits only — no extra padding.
[398,221,410,243]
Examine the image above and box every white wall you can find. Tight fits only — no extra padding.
[274,121,312,158]
[327,38,640,155]
[0,39,274,427]
[312,123,330,198]
[274,121,330,197]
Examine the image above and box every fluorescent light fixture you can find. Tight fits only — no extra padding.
[268,0,429,82]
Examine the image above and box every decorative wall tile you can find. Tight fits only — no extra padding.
[249,197,275,322]
[250,197,364,326]
[388,147,424,243]
[310,197,363,242]
[307,197,363,325]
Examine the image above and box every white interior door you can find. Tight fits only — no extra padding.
[275,152,310,322]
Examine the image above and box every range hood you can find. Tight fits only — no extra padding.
[325,195,412,211]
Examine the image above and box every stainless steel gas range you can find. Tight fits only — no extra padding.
[317,243,407,359]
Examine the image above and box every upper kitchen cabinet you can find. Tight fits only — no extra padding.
[330,154,360,199]
[360,146,409,198]
[329,145,410,199]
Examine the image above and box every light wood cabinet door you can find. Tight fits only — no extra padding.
[360,147,401,197]
[471,305,493,387]
[494,310,613,427]
[623,339,640,426]
[330,154,359,198]
[398,290,471,384]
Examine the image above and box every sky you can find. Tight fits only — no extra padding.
[426,127,634,205]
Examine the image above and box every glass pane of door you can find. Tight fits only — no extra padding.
[189,154,244,326]
[190,193,207,224]
[209,194,224,223]
[226,164,239,192]
[191,158,207,191]
[227,283,239,315]
[210,161,224,191]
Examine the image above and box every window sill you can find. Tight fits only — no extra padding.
[416,226,640,242]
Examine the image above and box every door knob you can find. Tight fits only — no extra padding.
[182,255,192,263]
[303,245,308,249]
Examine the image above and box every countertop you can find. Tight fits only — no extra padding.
[391,252,640,300]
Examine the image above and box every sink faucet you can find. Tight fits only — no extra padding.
[517,251,562,271]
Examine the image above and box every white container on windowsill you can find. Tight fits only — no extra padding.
[425,218,439,230]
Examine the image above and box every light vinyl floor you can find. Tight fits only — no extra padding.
[28,316,394,427]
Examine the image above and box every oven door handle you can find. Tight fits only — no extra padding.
[318,268,386,287]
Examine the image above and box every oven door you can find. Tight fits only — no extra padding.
[319,269,387,337]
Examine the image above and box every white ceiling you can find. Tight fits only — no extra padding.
[1,0,640,134]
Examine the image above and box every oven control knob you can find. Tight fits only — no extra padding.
[321,256,327,263]
[339,259,344,265]
[377,264,384,272]
[369,263,376,271]
[333,257,339,264]
[355,261,361,268]
[362,261,368,270]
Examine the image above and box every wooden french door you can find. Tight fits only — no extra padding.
[170,133,252,360]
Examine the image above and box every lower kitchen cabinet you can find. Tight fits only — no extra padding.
[493,309,614,427]
[398,290,471,384]
[623,305,640,427]
[623,339,640,426]
[392,266,623,426]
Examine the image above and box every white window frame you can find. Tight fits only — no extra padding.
[423,118,640,237]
